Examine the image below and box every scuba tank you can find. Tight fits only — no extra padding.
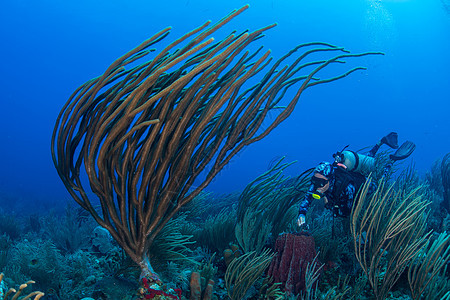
[333,146,375,176]
[340,150,374,175]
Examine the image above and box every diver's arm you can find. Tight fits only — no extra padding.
[298,184,314,215]
[297,184,314,226]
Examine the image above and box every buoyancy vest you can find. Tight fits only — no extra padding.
[327,166,367,216]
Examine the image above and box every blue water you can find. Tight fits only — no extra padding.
[1,0,449,214]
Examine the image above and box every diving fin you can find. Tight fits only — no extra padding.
[381,132,399,149]
[390,141,416,161]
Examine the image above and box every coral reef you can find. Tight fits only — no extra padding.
[235,208,272,254]
[0,211,21,240]
[0,5,404,298]
[223,243,241,266]
[41,204,96,254]
[441,152,450,212]
[225,249,274,300]
[189,271,214,300]
[408,231,450,299]
[92,226,114,254]
[0,272,44,299]
[196,207,237,254]
[236,157,311,246]
[4,155,450,299]
[5,237,64,292]
[139,276,182,299]
[352,179,431,300]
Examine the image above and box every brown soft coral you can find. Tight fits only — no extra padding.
[0,272,44,299]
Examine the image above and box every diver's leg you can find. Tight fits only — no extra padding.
[368,141,382,157]
[368,132,399,157]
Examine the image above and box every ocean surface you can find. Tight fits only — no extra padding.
[1,0,450,214]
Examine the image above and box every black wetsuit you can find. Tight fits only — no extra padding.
[298,166,367,217]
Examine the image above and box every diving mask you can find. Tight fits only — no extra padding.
[311,176,328,188]
[310,175,328,200]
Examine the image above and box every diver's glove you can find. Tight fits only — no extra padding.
[297,214,306,227]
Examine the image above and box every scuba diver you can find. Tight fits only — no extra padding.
[297,132,416,227]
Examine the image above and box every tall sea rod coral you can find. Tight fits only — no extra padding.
[351,179,430,300]
[51,5,382,282]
